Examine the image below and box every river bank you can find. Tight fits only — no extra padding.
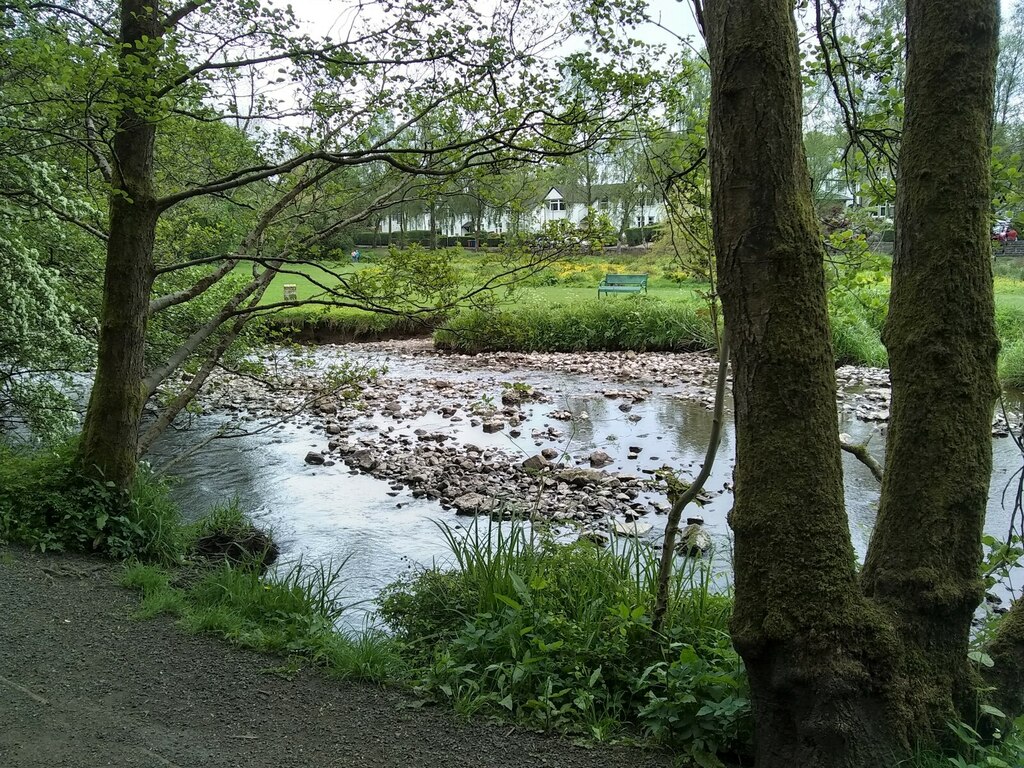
[0,547,672,768]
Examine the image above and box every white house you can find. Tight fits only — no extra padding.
[381,185,666,238]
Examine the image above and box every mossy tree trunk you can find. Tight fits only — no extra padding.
[77,0,162,488]
[861,0,1000,728]
[704,2,903,763]
[704,0,1000,764]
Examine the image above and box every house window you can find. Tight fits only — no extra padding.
[647,215,655,225]
[598,197,610,211]
[547,198,566,211]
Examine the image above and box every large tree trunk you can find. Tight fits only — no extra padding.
[704,1,902,764]
[861,0,1000,728]
[77,0,161,488]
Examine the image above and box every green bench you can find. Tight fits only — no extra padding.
[598,273,648,296]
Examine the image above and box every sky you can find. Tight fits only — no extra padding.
[289,0,702,53]
[287,0,1018,53]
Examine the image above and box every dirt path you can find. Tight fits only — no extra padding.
[0,548,673,768]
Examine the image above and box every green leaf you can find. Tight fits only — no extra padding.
[495,593,522,611]
[969,650,996,668]
[980,703,1007,719]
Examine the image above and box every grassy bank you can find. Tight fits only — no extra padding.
[379,522,751,762]
[0,444,404,683]
[435,294,717,353]
[244,250,1024,377]
[122,558,404,684]
[4,440,1023,765]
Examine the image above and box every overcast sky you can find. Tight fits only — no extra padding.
[288,0,1017,53]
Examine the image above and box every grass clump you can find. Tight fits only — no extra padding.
[0,441,182,561]
[122,556,405,684]
[905,717,1024,768]
[434,295,717,353]
[378,521,750,761]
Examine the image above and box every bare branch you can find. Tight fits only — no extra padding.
[163,0,206,31]
[148,258,239,315]
[839,433,884,483]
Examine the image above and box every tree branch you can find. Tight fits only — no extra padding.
[148,258,239,315]
[839,433,884,483]
[653,329,729,632]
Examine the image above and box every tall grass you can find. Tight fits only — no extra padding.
[379,521,749,760]
[435,296,718,353]
[123,557,405,683]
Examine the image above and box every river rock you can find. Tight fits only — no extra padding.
[611,519,653,537]
[501,390,524,406]
[589,450,614,468]
[541,447,559,460]
[677,523,712,557]
[349,449,378,471]
[522,454,550,472]
[557,468,606,487]
[482,419,505,433]
[578,530,610,547]
[304,451,326,465]
[326,423,342,435]
[451,492,498,515]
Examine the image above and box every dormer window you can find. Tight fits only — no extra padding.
[547,198,566,211]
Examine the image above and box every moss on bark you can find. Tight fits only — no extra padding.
[704,1,909,764]
[77,0,163,488]
[861,0,1000,732]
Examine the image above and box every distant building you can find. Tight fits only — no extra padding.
[379,184,666,239]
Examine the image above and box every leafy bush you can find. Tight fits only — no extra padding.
[379,522,751,760]
[624,226,662,246]
[434,296,718,353]
[0,442,182,561]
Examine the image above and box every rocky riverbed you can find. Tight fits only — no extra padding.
[188,339,1021,546]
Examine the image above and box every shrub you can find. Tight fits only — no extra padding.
[624,226,662,246]
[0,442,182,561]
[379,521,751,760]
[434,296,718,353]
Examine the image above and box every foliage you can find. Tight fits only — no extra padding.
[999,338,1024,389]
[379,522,751,760]
[0,154,93,439]
[122,558,404,684]
[829,291,889,368]
[0,442,181,561]
[435,295,717,353]
[905,717,1024,768]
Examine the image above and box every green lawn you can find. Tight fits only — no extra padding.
[250,253,703,325]
[247,254,1024,355]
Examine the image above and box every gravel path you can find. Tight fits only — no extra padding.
[0,548,672,768]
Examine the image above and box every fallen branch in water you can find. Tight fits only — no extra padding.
[839,433,883,483]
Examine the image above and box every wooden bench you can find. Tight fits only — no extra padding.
[597,273,648,296]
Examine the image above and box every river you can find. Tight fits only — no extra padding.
[148,341,1024,625]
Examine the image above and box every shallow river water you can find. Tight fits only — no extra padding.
[148,343,1024,624]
